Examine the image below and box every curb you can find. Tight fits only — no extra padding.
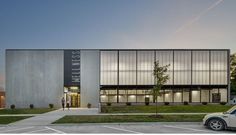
[49,122,202,126]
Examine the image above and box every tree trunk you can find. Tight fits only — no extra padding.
[155,96,157,117]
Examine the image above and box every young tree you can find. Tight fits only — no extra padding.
[152,61,170,117]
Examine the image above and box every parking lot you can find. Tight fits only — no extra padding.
[0,123,234,134]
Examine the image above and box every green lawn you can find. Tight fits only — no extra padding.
[0,116,31,124]
[101,105,233,113]
[53,115,205,124]
[0,108,56,114]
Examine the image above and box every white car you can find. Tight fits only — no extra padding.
[203,105,236,131]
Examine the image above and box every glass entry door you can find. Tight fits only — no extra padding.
[64,86,80,107]
[70,93,80,107]
[65,92,80,107]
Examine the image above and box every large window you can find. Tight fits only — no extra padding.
[173,90,182,102]
[137,51,154,85]
[191,90,200,102]
[192,51,210,84]
[211,51,228,85]
[174,51,191,85]
[100,89,117,102]
[156,51,173,85]
[164,90,173,102]
[201,89,210,102]
[100,51,118,85]
[119,51,136,85]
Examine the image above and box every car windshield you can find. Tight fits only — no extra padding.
[226,105,236,113]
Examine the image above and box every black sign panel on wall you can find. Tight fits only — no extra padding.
[64,50,80,86]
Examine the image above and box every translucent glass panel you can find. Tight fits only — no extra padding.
[137,51,154,85]
[100,88,226,103]
[201,90,210,102]
[100,90,117,102]
[119,51,136,85]
[119,89,126,99]
[137,96,145,102]
[127,90,136,94]
[109,96,117,102]
[100,95,108,102]
[219,89,227,102]
[100,50,228,88]
[156,51,173,85]
[173,91,182,102]
[211,51,228,85]
[164,90,173,102]
[192,51,210,84]
[183,91,189,102]
[156,90,164,102]
[157,95,164,102]
[192,90,200,102]
[128,95,136,102]
[100,51,118,85]
[174,51,191,85]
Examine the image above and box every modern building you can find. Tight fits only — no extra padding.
[5,49,230,108]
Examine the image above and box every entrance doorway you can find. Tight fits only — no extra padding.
[64,86,80,107]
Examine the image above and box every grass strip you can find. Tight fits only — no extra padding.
[0,116,31,124]
[101,105,232,113]
[0,108,56,114]
[53,115,205,124]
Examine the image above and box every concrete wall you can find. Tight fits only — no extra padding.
[6,50,64,108]
[80,50,100,108]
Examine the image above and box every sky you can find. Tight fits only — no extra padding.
[0,0,236,89]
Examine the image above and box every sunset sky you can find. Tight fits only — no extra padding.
[0,0,236,89]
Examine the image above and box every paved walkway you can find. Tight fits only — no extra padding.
[9,108,99,126]
[7,108,208,126]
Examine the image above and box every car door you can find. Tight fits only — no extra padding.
[228,110,236,127]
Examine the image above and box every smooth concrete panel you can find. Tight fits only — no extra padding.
[6,50,64,108]
[80,50,100,108]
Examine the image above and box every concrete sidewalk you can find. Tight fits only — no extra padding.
[9,108,99,126]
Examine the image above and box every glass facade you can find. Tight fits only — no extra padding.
[211,51,228,85]
[119,51,136,85]
[137,51,154,85]
[174,51,191,85]
[192,51,210,85]
[156,51,173,85]
[100,51,118,85]
[100,50,229,103]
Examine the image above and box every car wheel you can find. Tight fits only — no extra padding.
[207,119,225,131]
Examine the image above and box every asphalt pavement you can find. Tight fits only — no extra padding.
[0,122,235,134]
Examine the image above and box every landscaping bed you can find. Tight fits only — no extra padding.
[101,105,233,113]
[0,108,56,114]
[53,115,205,124]
[0,116,31,124]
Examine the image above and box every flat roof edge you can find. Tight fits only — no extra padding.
[5,49,230,51]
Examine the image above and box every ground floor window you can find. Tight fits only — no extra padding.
[100,87,228,103]
[191,90,200,102]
